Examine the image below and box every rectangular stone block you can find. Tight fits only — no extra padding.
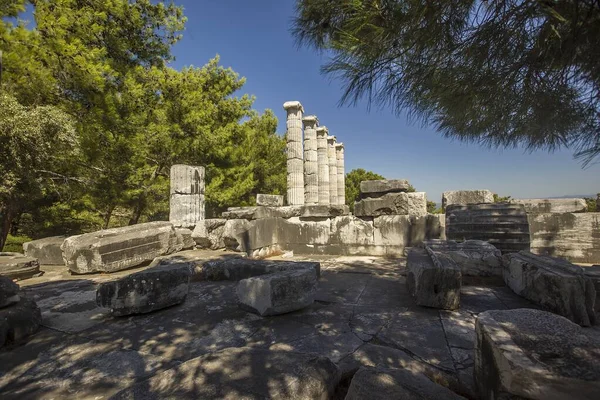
[96,262,191,316]
[510,198,587,213]
[256,194,284,207]
[406,247,461,310]
[423,239,503,277]
[354,192,427,217]
[61,222,183,274]
[23,236,67,265]
[442,190,494,209]
[360,179,411,196]
[504,251,596,326]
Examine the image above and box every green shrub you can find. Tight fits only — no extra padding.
[2,234,32,253]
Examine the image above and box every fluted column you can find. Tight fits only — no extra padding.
[303,115,319,204]
[283,101,304,205]
[316,126,330,205]
[169,164,205,227]
[327,135,338,205]
[336,143,345,206]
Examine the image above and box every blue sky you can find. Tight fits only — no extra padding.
[19,1,599,203]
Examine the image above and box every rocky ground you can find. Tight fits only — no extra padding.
[1,250,597,399]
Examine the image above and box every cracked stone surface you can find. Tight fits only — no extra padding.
[0,250,587,399]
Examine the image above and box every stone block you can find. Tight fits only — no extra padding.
[331,215,374,245]
[406,247,461,310]
[442,190,494,209]
[360,179,411,196]
[191,218,226,249]
[237,267,318,316]
[111,347,340,399]
[584,265,600,312]
[346,367,466,400]
[22,235,66,265]
[96,262,191,316]
[0,252,41,280]
[175,228,195,250]
[373,215,411,246]
[423,240,503,277]
[0,276,19,308]
[61,221,183,274]
[199,258,320,281]
[300,204,349,218]
[503,251,596,326]
[354,192,427,217]
[222,218,252,251]
[528,212,600,264]
[278,217,331,246]
[511,198,587,213]
[475,309,600,400]
[256,193,284,207]
[446,203,530,253]
[0,296,42,348]
[169,193,205,228]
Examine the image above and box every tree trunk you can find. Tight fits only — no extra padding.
[0,204,15,252]
[128,195,145,226]
[103,205,115,229]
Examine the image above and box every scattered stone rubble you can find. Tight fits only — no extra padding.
[475,309,600,400]
[503,251,596,326]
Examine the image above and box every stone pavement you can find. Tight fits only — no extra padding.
[0,250,588,399]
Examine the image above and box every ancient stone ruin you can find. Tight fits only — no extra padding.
[1,102,599,399]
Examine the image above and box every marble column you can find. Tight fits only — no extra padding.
[336,143,345,206]
[316,126,330,205]
[169,164,205,227]
[302,115,319,204]
[327,135,338,205]
[283,101,304,205]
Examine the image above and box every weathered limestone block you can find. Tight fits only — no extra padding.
[327,135,338,205]
[475,309,600,400]
[442,190,494,209]
[360,179,411,196]
[0,252,41,280]
[445,203,530,253]
[346,367,466,400]
[331,215,374,245]
[111,347,340,399]
[176,228,195,250]
[222,205,304,220]
[503,251,596,326]
[191,218,226,249]
[0,276,19,308]
[169,165,205,227]
[61,221,183,274]
[354,192,427,217]
[511,198,588,213]
[300,204,349,218]
[528,212,600,264]
[278,217,331,246]
[22,235,66,265]
[96,262,191,316]
[303,115,319,204]
[335,143,345,205]
[406,247,461,310]
[199,258,320,281]
[0,296,42,348]
[423,239,503,277]
[284,101,305,206]
[316,126,330,205]
[256,193,284,207]
[584,265,600,312]
[237,267,318,316]
[222,218,252,251]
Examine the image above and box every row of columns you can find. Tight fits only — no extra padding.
[284,101,346,206]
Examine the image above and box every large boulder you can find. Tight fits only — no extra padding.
[61,221,183,274]
[110,347,340,399]
[354,192,427,217]
[442,190,494,209]
[0,276,19,308]
[406,247,461,310]
[96,262,191,316]
[22,235,67,265]
[360,179,411,196]
[237,267,318,316]
[423,239,503,277]
[0,252,42,280]
[0,296,42,348]
[445,203,530,253]
[475,309,600,400]
[504,251,596,326]
[510,198,588,213]
[345,367,466,400]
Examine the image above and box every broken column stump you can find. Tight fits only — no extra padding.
[475,309,600,400]
[406,247,461,310]
[169,164,205,227]
[504,251,596,326]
